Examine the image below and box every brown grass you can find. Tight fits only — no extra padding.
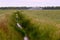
[0,14,9,34]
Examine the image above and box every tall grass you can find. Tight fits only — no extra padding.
[0,10,60,40]
[0,12,23,40]
[15,11,60,40]
[7,11,23,40]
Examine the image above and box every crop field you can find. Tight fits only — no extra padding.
[0,10,60,40]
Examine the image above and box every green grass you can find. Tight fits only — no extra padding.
[0,10,60,40]
[16,10,60,40]
[23,10,60,23]
[0,10,23,40]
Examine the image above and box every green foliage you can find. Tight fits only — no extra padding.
[11,11,26,37]
[0,10,60,40]
[16,11,59,40]
[0,10,23,40]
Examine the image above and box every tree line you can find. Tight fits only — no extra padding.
[0,6,60,10]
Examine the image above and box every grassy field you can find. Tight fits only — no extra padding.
[23,10,60,23]
[19,10,60,40]
[0,10,60,40]
[0,10,23,40]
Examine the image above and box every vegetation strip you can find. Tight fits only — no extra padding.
[16,13,29,40]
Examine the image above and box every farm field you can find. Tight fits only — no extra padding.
[0,10,60,40]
